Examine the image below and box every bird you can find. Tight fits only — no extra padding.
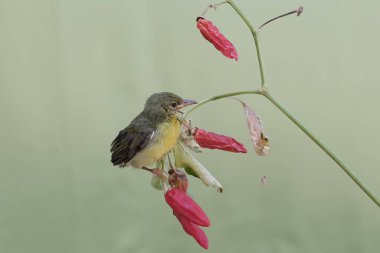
[110,92,197,169]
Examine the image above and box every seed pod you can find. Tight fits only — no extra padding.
[174,212,209,249]
[165,188,210,227]
[194,128,247,153]
[196,17,238,61]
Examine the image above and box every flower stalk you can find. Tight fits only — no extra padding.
[188,0,380,207]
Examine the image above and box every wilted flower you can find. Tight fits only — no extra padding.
[168,169,189,193]
[237,99,270,156]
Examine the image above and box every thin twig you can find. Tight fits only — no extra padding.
[259,6,303,29]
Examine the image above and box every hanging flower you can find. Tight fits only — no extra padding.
[196,17,238,61]
[165,188,210,227]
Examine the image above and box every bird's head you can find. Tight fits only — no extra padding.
[144,92,197,117]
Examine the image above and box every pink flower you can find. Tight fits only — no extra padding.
[165,188,210,227]
[196,17,238,61]
[194,128,247,153]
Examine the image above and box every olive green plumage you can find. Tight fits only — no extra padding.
[110,92,195,168]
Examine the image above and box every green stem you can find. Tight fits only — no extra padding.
[227,0,266,88]
[227,1,379,206]
[262,91,380,207]
[185,89,261,117]
[190,0,380,207]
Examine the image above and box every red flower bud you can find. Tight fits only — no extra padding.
[174,212,209,249]
[165,188,210,227]
[196,17,238,61]
[194,128,247,153]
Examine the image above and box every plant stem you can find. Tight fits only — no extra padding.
[227,0,266,88]
[201,1,228,17]
[185,89,261,117]
[186,86,380,207]
[261,90,380,207]
[191,1,380,207]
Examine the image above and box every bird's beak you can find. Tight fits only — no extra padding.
[176,99,197,110]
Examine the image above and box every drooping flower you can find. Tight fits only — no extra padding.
[196,17,238,61]
[165,188,210,227]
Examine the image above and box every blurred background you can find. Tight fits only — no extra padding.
[1,0,380,252]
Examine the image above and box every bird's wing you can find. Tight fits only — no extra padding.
[110,123,155,167]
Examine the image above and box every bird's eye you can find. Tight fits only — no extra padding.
[171,103,177,108]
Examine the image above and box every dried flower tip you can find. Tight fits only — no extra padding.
[297,6,304,16]
[165,188,210,227]
[194,128,247,153]
[174,212,209,249]
[196,17,238,61]
[259,6,305,29]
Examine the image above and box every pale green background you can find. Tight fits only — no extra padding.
[1,0,380,252]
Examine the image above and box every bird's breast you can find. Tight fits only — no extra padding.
[155,117,181,151]
[129,117,181,168]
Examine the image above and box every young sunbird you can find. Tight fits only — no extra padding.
[110,92,197,169]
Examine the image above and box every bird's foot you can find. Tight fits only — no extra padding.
[142,167,167,180]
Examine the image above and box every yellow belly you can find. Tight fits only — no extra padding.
[129,118,180,168]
